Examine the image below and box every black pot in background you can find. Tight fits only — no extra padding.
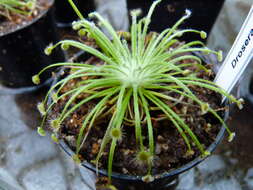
[54,0,95,28]
[0,2,65,88]
[127,0,225,43]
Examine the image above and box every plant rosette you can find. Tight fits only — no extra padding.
[0,0,65,88]
[34,0,243,188]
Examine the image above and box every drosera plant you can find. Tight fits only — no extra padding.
[0,0,36,20]
[33,0,243,183]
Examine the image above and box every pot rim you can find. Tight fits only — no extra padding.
[0,0,54,37]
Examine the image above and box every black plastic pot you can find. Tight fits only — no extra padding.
[50,52,229,190]
[0,1,65,88]
[59,116,227,190]
[54,0,95,28]
[127,0,225,43]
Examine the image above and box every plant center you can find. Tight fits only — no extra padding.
[118,59,147,87]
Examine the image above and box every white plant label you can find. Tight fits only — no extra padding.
[214,5,253,101]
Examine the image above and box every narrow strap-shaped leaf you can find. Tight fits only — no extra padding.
[139,89,154,155]
[133,87,144,149]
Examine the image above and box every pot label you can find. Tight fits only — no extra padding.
[214,5,253,101]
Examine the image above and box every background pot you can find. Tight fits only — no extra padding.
[0,1,65,88]
[127,0,225,43]
[54,0,95,28]
[50,52,229,190]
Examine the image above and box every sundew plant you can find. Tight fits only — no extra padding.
[0,0,36,20]
[33,0,243,182]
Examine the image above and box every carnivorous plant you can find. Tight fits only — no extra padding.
[33,0,243,182]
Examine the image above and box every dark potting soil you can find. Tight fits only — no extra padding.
[48,51,226,177]
[0,0,53,36]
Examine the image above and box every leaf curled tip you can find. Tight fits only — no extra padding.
[78,29,86,37]
[185,149,195,157]
[200,31,207,39]
[37,102,46,116]
[72,21,82,30]
[88,12,97,19]
[202,150,211,158]
[142,175,154,183]
[37,127,46,136]
[50,119,61,130]
[44,44,53,55]
[26,1,35,9]
[237,98,244,110]
[201,103,209,115]
[110,128,122,140]
[51,134,59,143]
[182,69,191,76]
[32,75,40,85]
[228,132,235,142]
[185,9,192,18]
[137,151,152,164]
[130,8,142,17]
[217,50,223,62]
[61,43,69,51]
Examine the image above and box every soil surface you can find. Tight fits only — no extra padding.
[0,0,53,37]
[48,50,227,177]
